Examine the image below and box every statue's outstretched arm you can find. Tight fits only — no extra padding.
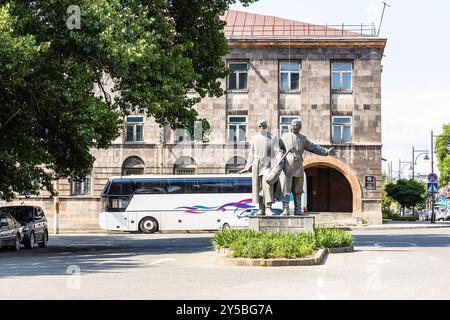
[305,138,335,156]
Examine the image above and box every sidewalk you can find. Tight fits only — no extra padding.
[350,221,450,231]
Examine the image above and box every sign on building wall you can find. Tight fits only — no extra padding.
[365,176,376,190]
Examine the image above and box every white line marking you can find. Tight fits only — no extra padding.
[149,258,176,266]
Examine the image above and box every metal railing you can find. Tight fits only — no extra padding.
[224,23,377,38]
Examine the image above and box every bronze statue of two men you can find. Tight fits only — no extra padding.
[239,119,336,216]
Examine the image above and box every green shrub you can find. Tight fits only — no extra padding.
[212,229,260,250]
[230,235,314,259]
[314,227,354,249]
[382,212,417,222]
[213,227,354,259]
[269,237,314,259]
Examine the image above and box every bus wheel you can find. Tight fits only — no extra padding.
[139,217,159,234]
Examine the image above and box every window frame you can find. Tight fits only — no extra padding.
[227,62,249,92]
[124,116,145,144]
[331,116,353,145]
[70,174,93,196]
[331,62,354,94]
[279,116,301,136]
[279,61,302,93]
[227,116,248,144]
[174,168,197,176]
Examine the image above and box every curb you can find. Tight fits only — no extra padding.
[215,248,326,267]
[326,246,354,254]
[350,225,450,231]
[51,231,107,235]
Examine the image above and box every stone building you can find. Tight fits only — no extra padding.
[5,10,387,230]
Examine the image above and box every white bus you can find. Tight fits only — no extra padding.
[99,174,287,233]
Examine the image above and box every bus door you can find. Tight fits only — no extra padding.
[110,211,129,231]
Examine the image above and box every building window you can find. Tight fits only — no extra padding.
[174,157,196,175]
[122,156,145,176]
[228,116,247,143]
[332,117,352,144]
[71,174,92,196]
[280,62,301,92]
[331,63,353,93]
[280,116,301,136]
[125,116,144,143]
[228,63,248,91]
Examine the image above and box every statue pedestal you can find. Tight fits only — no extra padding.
[249,215,315,234]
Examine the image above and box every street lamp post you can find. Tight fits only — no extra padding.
[431,131,436,224]
[398,160,413,180]
[411,148,430,217]
[412,147,430,180]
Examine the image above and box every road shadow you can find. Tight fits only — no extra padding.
[354,233,450,248]
[0,235,214,278]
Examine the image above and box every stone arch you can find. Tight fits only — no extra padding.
[173,156,197,175]
[303,156,362,216]
[225,156,247,174]
[122,156,145,176]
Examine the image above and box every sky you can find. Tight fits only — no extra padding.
[230,0,450,179]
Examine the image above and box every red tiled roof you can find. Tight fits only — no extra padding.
[221,10,365,38]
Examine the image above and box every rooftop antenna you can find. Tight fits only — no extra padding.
[377,1,391,37]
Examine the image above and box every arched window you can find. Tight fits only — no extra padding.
[225,156,246,174]
[122,156,145,176]
[174,157,196,175]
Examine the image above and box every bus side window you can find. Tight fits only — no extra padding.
[142,179,166,194]
[230,178,252,193]
[167,179,188,194]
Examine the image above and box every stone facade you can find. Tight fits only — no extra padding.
[2,13,387,231]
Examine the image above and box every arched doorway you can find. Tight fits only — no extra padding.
[174,156,197,175]
[303,156,362,215]
[122,156,145,176]
[225,156,246,174]
[305,166,352,212]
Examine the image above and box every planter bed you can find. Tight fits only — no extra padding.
[216,249,326,267]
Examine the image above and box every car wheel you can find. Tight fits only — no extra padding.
[13,234,21,252]
[222,223,231,230]
[24,232,35,249]
[39,230,48,248]
[139,217,159,234]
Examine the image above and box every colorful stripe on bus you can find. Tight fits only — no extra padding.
[176,199,254,214]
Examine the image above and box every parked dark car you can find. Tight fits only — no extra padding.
[1,206,48,249]
[0,211,24,251]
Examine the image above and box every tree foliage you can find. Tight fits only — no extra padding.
[384,179,427,213]
[0,0,257,200]
[381,172,395,214]
[436,123,450,187]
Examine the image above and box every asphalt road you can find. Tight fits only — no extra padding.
[1,229,450,300]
